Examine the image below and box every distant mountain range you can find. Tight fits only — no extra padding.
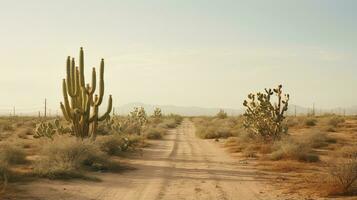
[115,102,242,116]
[115,102,357,116]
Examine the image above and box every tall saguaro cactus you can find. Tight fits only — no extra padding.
[60,47,113,140]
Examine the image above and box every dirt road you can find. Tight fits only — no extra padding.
[9,119,291,200]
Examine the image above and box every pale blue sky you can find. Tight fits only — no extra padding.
[0,0,356,114]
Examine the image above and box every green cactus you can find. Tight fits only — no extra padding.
[60,47,113,140]
[129,107,148,126]
[34,121,56,139]
[152,107,162,118]
[243,84,289,140]
[34,119,71,139]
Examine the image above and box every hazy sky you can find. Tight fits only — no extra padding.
[0,0,356,114]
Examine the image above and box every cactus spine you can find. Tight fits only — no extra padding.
[60,47,112,140]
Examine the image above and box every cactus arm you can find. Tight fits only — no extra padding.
[60,103,71,121]
[95,59,105,106]
[62,79,73,119]
[79,47,85,87]
[98,95,112,121]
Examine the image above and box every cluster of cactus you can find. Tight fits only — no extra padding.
[129,107,148,126]
[60,48,112,140]
[152,107,162,118]
[216,109,228,119]
[34,119,70,139]
[243,84,289,140]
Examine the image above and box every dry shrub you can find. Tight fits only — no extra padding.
[0,122,14,132]
[327,116,345,127]
[17,128,33,139]
[34,136,115,179]
[158,119,178,129]
[303,131,337,148]
[143,127,166,139]
[325,157,357,195]
[0,142,27,190]
[96,134,145,155]
[223,131,270,154]
[196,125,234,139]
[284,117,299,128]
[270,138,319,162]
[0,143,26,165]
[305,118,317,127]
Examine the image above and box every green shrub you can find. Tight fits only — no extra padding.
[243,85,289,140]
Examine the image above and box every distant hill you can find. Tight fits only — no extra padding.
[115,102,242,116]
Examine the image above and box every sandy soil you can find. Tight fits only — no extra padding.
[3,119,299,200]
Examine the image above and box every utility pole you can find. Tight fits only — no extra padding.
[44,98,47,118]
[13,106,15,117]
[113,107,115,116]
[294,105,297,117]
[312,103,315,116]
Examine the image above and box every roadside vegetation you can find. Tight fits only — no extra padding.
[193,85,357,198]
[0,48,184,194]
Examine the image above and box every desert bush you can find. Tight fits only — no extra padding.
[0,143,26,165]
[216,109,228,119]
[96,134,144,155]
[270,138,319,162]
[284,117,299,128]
[0,122,14,132]
[303,131,336,148]
[327,116,345,127]
[168,114,183,125]
[305,118,317,126]
[0,142,27,190]
[34,136,113,179]
[152,107,162,118]
[196,126,233,139]
[143,127,166,139]
[243,84,289,140]
[326,157,357,195]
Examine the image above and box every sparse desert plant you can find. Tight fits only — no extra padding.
[270,138,319,162]
[0,142,27,190]
[60,48,112,140]
[325,155,357,195]
[34,136,112,179]
[0,143,27,165]
[302,131,336,148]
[152,107,162,119]
[216,109,228,119]
[243,84,289,140]
[305,117,317,126]
[143,127,166,139]
[327,115,345,127]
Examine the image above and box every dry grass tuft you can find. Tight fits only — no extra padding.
[270,138,319,162]
[34,136,116,180]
